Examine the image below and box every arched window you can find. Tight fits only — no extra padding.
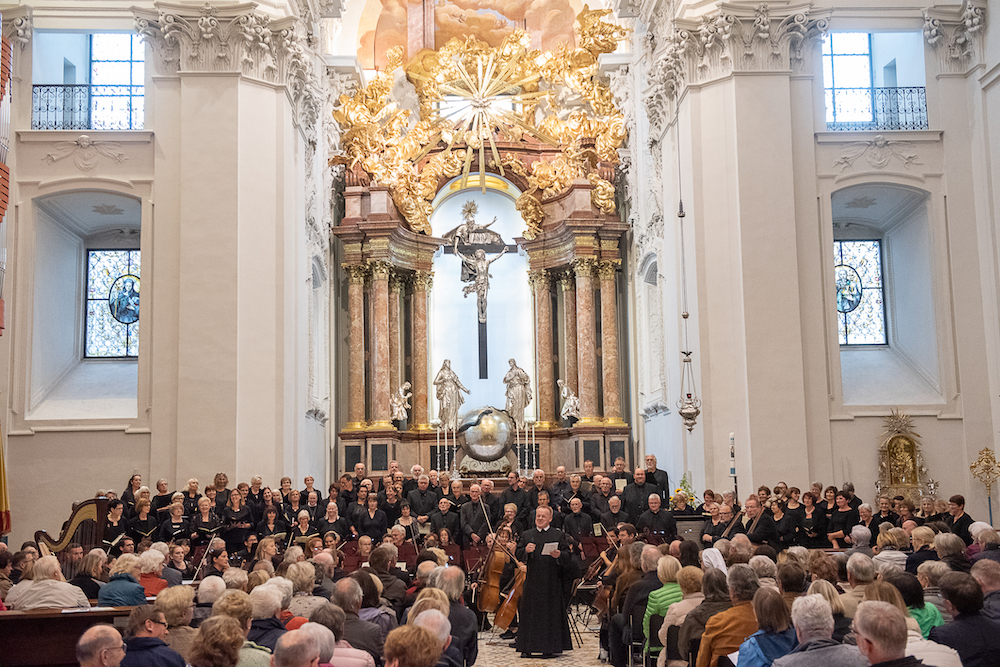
[834,240,885,345]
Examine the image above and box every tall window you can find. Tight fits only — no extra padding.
[85,250,140,358]
[834,240,886,345]
[90,34,144,130]
[823,33,873,126]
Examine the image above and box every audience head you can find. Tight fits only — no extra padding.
[748,555,776,581]
[249,583,283,620]
[198,575,227,604]
[853,601,908,664]
[850,525,871,547]
[917,560,951,588]
[702,567,730,601]
[938,571,984,616]
[212,589,254,630]
[753,587,792,633]
[272,629,320,667]
[187,615,244,667]
[678,540,700,568]
[727,564,760,603]
[33,555,64,581]
[776,562,807,594]
[155,584,195,627]
[332,577,363,613]
[409,587,451,621]
[790,594,834,642]
[657,555,681,585]
[298,623,337,664]
[438,565,466,602]
[287,561,316,594]
[971,559,1000,594]
[126,606,168,639]
[412,609,452,649]
[110,553,140,578]
[806,579,844,614]
[910,526,935,551]
[847,553,875,585]
[640,545,661,573]
[882,571,924,609]
[308,602,346,641]
[384,625,442,667]
[676,566,704,596]
[934,532,966,559]
[76,624,125,667]
[862,581,908,615]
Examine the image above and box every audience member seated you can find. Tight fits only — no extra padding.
[882,571,943,639]
[609,544,663,667]
[657,565,704,667]
[736,587,796,667]
[971,559,1000,619]
[839,554,875,618]
[212,588,275,665]
[412,609,462,667]
[309,601,377,667]
[384,625,442,667]
[223,566,249,592]
[772,594,866,667]
[369,545,407,615]
[749,555,777,590]
[69,551,107,600]
[194,576,227,627]
[155,585,197,661]
[434,565,477,667]
[248,583,288,651]
[642,555,682,657]
[286,561,325,618]
[139,549,170,597]
[76,624,127,667]
[696,564,760,667]
[678,568,732,664]
[852,600,925,667]
[186,614,246,667]
[935,533,973,573]
[6,554,90,610]
[272,629,322,667]
[298,622,339,667]
[972,528,1000,563]
[928,572,1000,667]
[120,605,186,667]
[906,527,939,574]
[332,576,385,662]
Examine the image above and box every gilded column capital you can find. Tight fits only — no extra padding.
[558,272,576,292]
[597,259,622,281]
[572,257,598,278]
[368,259,392,280]
[344,263,368,284]
[389,271,406,293]
[527,269,550,290]
[412,270,434,292]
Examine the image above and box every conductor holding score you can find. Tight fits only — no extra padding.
[515,504,576,659]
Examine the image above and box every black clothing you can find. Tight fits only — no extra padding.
[945,512,975,546]
[772,512,800,549]
[636,510,677,543]
[316,517,350,541]
[827,507,859,545]
[621,482,659,521]
[482,493,502,526]
[515,526,574,655]
[191,513,222,547]
[407,488,439,518]
[549,480,572,509]
[701,518,728,545]
[563,510,595,544]
[744,512,780,550]
[797,507,828,548]
[104,519,128,554]
[357,509,389,541]
[929,612,1000,667]
[256,518,289,541]
[646,469,669,498]
[69,574,103,600]
[500,486,530,522]
[608,471,634,493]
[182,492,202,518]
[526,485,549,510]
[459,499,491,546]
[345,502,367,535]
[291,524,321,546]
[158,518,190,543]
[222,506,254,553]
[282,503,306,527]
[873,511,899,526]
[128,514,159,542]
[380,498,402,526]
[529,507,563,529]
[600,510,631,532]
[151,493,174,518]
[300,488,324,507]
[590,491,613,519]
[444,493,470,511]
[858,518,879,548]
[558,489,592,516]
[429,509,460,540]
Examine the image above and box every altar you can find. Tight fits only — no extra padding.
[332,12,634,478]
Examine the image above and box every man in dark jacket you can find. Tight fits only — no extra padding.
[621,469,659,521]
[928,572,1000,667]
[332,577,384,662]
[743,497,780,551]
[120,607,185,667]
[407,475,439,528]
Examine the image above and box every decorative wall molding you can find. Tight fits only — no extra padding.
[833,135,923,174]
[640,400,670,421]
[133,2,322,128]
[923,0,987,74]
[643,2,828,135]
[43,135,128,171]
[1,5,31,52]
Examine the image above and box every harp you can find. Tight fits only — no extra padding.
[34,497,109,556]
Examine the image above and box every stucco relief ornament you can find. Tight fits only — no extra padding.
[44,135,128,171]
[834,135,922,173]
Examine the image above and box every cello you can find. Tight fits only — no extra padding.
[492,534,526,631]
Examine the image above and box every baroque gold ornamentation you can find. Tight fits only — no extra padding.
[572,257,598,278]
[368,259,393,280]
[527,269,550,290]
[876,410,936,501]
[331,7,629,238]
[344,264,368,284]
[412,270,434,292]
[597,259,621,281]
[971,448,1000,496]
[389,272,407,292]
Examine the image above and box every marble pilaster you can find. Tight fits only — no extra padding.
[389,272,404,401]
[574,259,600,424]
[529,270,555,427]
[345,264,368,429]
[369,260,393,429]
[598,260,623,424]
[411,271,433,430]
[559,273,578,394]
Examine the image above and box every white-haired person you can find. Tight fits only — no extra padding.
[139,548,169,597]
[772,594,866,667]
[839,553,876,619]
[5,554,90,610]
[248,582,287,651]
[193,575,226,627]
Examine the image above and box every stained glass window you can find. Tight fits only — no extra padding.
[834,240,886,345]
[85,250,140,358]
[90,34,144,130]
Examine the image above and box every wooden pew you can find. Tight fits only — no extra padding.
[0,606,135,667]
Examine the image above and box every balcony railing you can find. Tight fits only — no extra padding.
[826,86,928,132]
[32,84,143,130]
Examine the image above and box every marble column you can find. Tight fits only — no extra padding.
[345,264,368,430]
[529,269,555,427]
[574,258,600,424]
[369,260,393,429]
[411,271,433,430]
[388,272,404,402]
[559,273,578,394]
[598,260,623,424]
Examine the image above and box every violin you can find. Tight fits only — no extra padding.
[584,528,621,582]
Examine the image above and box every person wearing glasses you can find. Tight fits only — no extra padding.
[76,625,127,667]
[120,606,185,667]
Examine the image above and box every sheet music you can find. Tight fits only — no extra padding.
[541,541,559,555]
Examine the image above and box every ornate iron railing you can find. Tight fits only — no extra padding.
[826,86,928,132]
[32,84,143,130]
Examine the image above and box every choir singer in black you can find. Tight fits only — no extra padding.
[515,504,575,659]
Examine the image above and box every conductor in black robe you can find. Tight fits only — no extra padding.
[515,505,574,658]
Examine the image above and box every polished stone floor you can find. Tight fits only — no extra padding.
[476,605,604,667]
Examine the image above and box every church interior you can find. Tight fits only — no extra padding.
[0,0,998,550]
